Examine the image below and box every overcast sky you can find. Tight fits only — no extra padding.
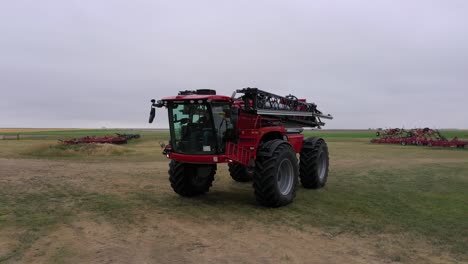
[1,0,467,129]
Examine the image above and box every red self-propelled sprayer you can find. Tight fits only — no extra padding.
[149,88,333,207]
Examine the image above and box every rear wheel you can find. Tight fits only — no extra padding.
[168,161,215,197]
[299,138,329,189]
[228,162,252,182]
[253,141,298,207]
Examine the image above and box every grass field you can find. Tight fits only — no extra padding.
[0,129,467,263]
[1,128,467,139]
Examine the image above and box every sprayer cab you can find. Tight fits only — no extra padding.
[150,89,232,155]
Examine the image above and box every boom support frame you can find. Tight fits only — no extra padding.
[236,88,333,128]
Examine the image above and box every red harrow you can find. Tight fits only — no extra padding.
[371,128,468,148]
[61,135,128,145]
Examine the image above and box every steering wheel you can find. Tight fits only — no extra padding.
[175,118,189,124]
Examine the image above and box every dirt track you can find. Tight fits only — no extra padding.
[1,157,463,263]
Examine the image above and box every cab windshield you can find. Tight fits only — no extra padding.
[169,101,230,154]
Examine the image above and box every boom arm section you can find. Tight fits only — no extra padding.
[236,88,333,128]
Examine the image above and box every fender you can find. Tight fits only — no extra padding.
[301,137,324,150]
[257,139,292,157]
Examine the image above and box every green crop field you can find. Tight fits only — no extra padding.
[0,129,467,263]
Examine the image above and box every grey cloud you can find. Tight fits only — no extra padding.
[1,0,467,129]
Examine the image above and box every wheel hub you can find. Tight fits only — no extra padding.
[317,152,327,181]
[277,159,294,195]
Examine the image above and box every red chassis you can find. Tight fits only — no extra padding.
[166,124,304,166]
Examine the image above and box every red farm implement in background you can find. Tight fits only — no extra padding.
[371,128,468,148]
[61,135,128,145]
[61,133,141,145]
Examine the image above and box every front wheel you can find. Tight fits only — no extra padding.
[253,140,299,207]
[168,161,215,197]
[299,138,329,189]
[228,162,252,182]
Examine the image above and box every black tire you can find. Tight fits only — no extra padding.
[228,162,252,182]
[299,138,329,189]
[253,141,299,207]
[168,161,215,197]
